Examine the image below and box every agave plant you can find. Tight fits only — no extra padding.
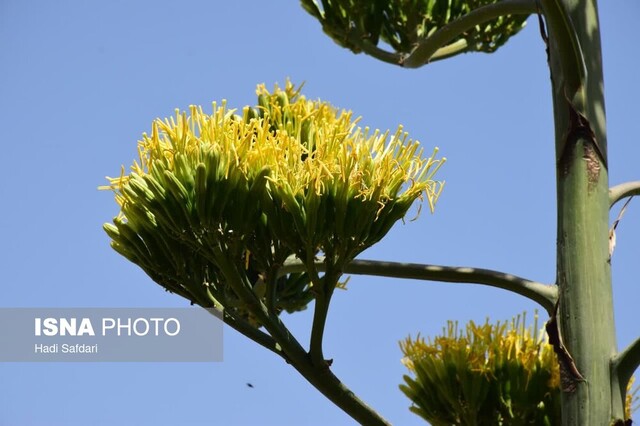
[401,313,638,425]
[400,313,562,425]
[102,81,445,328]
[301,0,529,65]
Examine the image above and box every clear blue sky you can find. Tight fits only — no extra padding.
[0,1,638,425]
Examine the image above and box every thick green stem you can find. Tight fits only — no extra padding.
[288,356,390,426]
[280,257,557,314]
[542,0,621,423]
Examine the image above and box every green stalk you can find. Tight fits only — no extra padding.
[541,0,623,423]
[280,257,557,313]
[308,274,335,367]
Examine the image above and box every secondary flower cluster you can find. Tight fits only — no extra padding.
[301,0,528,58]
[103,81,444,325]
[400,313,561,425]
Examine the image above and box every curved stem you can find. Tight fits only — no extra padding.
[428,39,469,62]
[309,268,341,367]
[610,181,640,208]
[611,336,640,405]
[348,37,403,66]
[309,279,330,366]
[305,248,329,365]
[281,257,557,314]
[401,0,537,68]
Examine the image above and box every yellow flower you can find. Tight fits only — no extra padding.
[102,81,444,324]
[400,312,561,425]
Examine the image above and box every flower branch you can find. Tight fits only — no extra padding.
[610,181,640,208]
[611,335,640,415]
[309,267,339,367]
[281,257,557,314]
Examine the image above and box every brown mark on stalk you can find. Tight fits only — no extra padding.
[559,93,606,188]
[546,301,585,392]
[535,0,605,185]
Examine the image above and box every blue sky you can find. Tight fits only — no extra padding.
[0,1,638,425]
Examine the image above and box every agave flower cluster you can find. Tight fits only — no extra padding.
[103,81,444,326]
[400,313,561,425]
[301,0,528,57]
